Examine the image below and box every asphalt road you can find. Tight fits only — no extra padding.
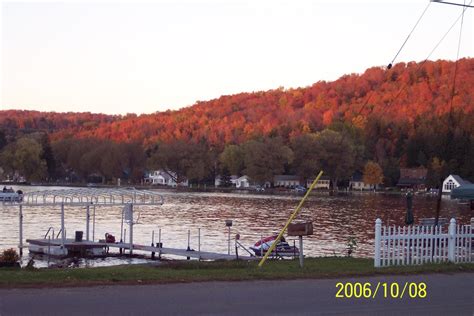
[0,273,473,315]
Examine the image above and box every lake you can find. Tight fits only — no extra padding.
[1,186,472,267]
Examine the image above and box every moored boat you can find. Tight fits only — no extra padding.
[250,235,299,257]
[0,187,23,202]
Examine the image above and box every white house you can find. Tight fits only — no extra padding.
[442,174,471,193]
[214,175,239,187]
[236,175,251,188]
[349,173,374,191]
[145,170,189,187]
[307,176,331,189]
[274,175,301,187]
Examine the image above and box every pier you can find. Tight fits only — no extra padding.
[4,187,254,262]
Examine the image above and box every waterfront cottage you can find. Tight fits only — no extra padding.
[442,174,471,193]
[396,167,427,191]
[145,170,189,187]
[349,172,374,191]
[273,175,301,188]
[236,175,251,188]
[214,175,239,187]
[306,176,331,189]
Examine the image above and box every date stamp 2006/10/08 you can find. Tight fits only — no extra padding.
[335,282,427,299]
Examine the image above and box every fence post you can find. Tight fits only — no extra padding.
[448,218,456,263]
[374,218,382,267]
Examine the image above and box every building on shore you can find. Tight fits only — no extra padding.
[397,167,427,191]
[442,174,471,193]
[144,170,189,187]
[273,175,301,188]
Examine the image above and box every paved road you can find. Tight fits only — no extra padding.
[0,273,473,315]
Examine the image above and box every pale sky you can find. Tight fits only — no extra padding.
[1,0,473,115]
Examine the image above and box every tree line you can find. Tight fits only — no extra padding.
[1,112,471,188]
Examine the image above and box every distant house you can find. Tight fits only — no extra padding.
[236,175,251,188]
[145,170,189,187]
[274,175,301,188]
[214,175,239,187]
[397,167,427,190]
[306,176,331,189]
[442,175,471,193]
[349,172,373,191]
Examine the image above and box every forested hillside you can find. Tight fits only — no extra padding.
[1,58,473,186]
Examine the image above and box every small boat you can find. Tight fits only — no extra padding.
[250,235,299,257]
[0,187,23,202]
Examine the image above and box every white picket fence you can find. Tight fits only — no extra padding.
[374,218,474,267]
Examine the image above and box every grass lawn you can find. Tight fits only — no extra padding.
[0,257,473,288]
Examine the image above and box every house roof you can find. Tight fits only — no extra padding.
[397,178,426,186]
[451,184,474,200]
[399,167,427,179]
[274,175,300,181]
[449,175,472,186]
[307,176,330,181]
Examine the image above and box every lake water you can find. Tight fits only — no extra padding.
[1,186,472,267]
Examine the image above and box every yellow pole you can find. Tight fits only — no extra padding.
[258,170,324,267]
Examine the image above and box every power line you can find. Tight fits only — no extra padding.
[388,2,431,69]
[431,0,474,9]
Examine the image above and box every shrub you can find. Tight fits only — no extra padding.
[0,248,20,264]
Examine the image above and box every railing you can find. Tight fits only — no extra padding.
[374,218,473,267]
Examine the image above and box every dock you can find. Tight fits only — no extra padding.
[26,239,257,260]
[26,238,256,261]
[7,187,257,262]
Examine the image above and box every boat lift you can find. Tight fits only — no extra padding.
[4,187,164,256]
[3,187,254,261]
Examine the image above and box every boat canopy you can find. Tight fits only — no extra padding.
[451,184,474,200]
[4,187,164,206]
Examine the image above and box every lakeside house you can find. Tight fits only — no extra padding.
[349,172,374,190]
[214,175,239,187]
[306,176,331,189]
[235,175,251,188]
[144,170,189,187]
[442,174,472,193]
[273,175,301,188]
[396,167,427,191]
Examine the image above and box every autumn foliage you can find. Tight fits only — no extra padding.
[1,59,473,184]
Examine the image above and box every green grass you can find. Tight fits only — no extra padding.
[0,258,473,288]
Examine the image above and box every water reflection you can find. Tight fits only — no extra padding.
[1,187,472,267]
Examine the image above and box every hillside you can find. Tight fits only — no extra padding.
[1,58,473,146]
[1,58,473,185]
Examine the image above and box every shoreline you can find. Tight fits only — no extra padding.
[0,258,472,289]
[3,182,442,197]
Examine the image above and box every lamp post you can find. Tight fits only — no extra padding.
[225,220,233,255]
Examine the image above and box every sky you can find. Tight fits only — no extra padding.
[1,0,473,115]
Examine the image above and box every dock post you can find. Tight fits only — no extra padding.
[129,204,133,256]
[86,204,90,241]
[92,205,96,242]
[19,205,23,256]
[187,230,190,260]
[158,228,162,259]
[61,203,65,248]
[227,226,231,255]
[48,236,51,267]
[151,230,155,259]
[299,235,304,268]
[198,228,201,261]
[119,205,124,254]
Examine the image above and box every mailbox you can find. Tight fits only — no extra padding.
[288,222,313,236]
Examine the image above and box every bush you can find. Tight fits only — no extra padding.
[0,248,20,264]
